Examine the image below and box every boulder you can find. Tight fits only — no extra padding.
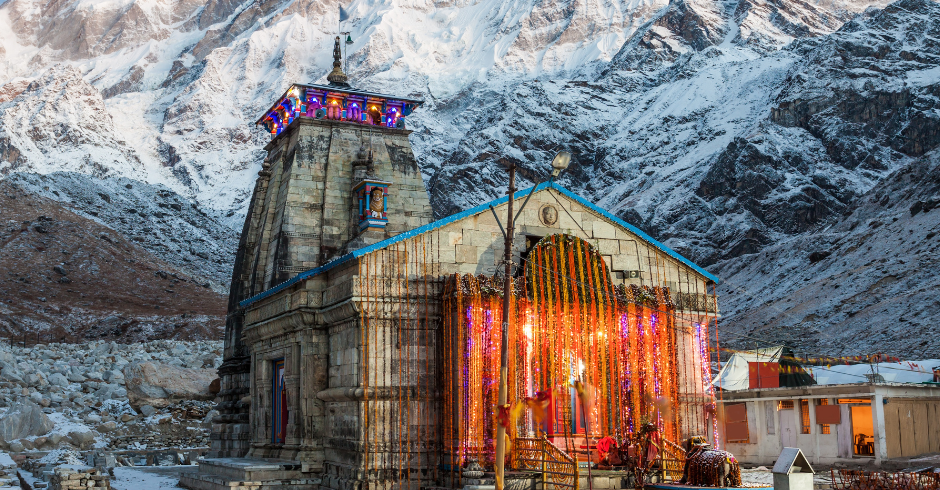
[47,373,69,388]
[94,384,117,399]
[67,430,95,449]
[0,366,23,385]
[139,405,156,417]
[0,399,54,441]
[123,362,216,408]
[25,372,46,388]
[96,422,117,433]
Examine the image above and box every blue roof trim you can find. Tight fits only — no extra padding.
[239,181,717,308]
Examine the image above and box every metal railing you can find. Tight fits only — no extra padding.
[673,292,717,312]
[513,436,579,490]
[658,439,686,482]
[831,469,940,490]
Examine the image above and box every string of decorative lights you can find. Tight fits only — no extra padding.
[441,234,717,469]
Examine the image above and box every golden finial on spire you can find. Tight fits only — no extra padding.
[327,36,349,86]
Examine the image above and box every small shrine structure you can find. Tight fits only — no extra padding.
[183,36,722,490]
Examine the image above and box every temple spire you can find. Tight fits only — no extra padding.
[327,36,350,87]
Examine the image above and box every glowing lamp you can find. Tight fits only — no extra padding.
[551,151,571,177]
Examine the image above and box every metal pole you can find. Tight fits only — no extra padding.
[581,396,593,490]
[495,163,516,490]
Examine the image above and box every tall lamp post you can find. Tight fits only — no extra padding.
[494,151,571,490]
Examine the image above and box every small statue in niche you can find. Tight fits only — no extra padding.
[369,187,385,217]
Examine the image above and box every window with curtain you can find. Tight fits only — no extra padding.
[765,402,775,435]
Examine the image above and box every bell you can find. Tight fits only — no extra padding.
[346,35,353,45]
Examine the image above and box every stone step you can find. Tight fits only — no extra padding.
[461,478,495,486]
[179,473,320,490]
[195,458,305,482]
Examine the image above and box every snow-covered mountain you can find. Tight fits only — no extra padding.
[0,0,938,354]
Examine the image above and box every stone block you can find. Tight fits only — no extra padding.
[592,220,616,239]
[597,239,619,255]
[455,245,478,264]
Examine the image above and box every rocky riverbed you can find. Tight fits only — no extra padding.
[0,340,221,453]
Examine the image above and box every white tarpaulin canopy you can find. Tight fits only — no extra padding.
[808,360,940,385]
[712,346,784,391]
[712,347,939,390]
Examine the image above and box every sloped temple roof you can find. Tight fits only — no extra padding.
[239,182,720,308]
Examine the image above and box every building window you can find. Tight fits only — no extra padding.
[837,398,870,404]
[765,402,776,435]
[778,400,794,410]
[799,399,811,434]
[725,403,750,443]
[818,399,831,434]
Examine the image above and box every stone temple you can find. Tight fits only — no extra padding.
[183,37,722,490]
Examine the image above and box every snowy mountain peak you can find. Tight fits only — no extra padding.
[0,0,938,354]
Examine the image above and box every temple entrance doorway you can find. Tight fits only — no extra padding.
[273,359,287,444]
[441,234,716,469]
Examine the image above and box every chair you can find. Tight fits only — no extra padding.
[854,434,868,455]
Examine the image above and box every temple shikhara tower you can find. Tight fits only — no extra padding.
[183,37,721,490]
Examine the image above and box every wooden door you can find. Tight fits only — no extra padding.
[780,406,797,447]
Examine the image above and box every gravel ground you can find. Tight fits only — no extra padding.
[111,466,199,490]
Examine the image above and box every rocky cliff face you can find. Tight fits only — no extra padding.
[711,148,940,358]
[0,0,938,354]
[0,178,226,343]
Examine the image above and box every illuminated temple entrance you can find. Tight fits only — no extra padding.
[442,234,717,469]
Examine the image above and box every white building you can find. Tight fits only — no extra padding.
[715,359,940,465]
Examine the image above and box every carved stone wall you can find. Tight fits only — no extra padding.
[211,116,433,460]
